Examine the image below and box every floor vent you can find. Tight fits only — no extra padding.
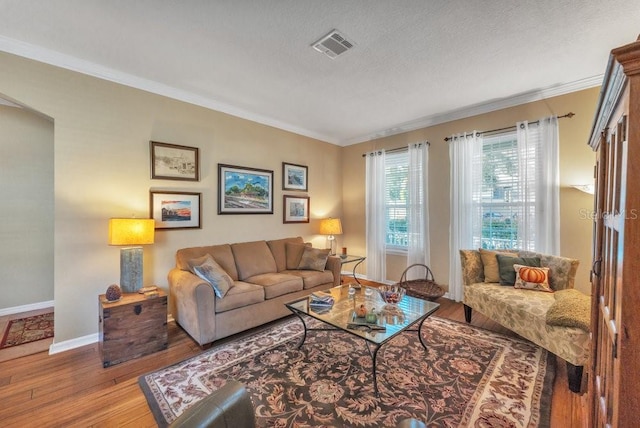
[312,29,354,59]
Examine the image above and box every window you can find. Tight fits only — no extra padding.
[474,130,538,250]
[385,151,408,249]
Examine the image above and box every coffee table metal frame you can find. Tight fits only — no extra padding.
[285,285,440,396]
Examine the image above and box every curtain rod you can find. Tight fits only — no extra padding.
[443,112,575,142]
[361,141,429,157]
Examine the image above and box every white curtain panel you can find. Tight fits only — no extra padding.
[365,150,387,282]
[516,117,560,254]
[449,133,483,302]
[407,142,431,280]
[536,116,560,254]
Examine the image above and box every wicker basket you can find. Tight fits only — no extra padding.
[396,264,444,301]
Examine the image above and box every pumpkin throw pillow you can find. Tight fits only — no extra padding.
[496,255,541,285]
[189,254,234,298]
[513,264,552,292]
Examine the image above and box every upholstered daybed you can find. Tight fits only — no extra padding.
[460,249,590,393]
[168,236,340,347]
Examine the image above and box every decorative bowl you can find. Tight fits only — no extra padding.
[378,285,406,305]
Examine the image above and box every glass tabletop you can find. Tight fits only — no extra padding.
[285,284,440,345]
[338,254,366,264]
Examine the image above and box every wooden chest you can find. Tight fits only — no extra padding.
[98,290,168,367]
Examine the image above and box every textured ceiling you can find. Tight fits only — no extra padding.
[0,0,639,145]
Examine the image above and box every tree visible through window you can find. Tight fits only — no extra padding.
[385,151,408,248]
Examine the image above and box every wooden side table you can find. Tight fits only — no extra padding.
[98,289,168,367]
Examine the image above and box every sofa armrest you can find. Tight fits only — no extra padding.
[325,255,341,287]
[459,250,484,285]
[168,268,217,346]
[168,380,255,428]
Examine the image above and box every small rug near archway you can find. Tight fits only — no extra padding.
[140,317,555,427]
[0,312,54,349]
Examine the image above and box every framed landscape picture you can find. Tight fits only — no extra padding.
[150,141,199,181]
[150,191,201,229]
[218,164,274,214]
[282,162,308,191]
[283,195,310,223]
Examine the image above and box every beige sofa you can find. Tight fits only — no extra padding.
[168,237,341,347]
[459,249,590,393]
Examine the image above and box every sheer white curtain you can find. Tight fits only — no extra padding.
[516,117,560,254]
[407,142,430,279]
[365,150,387,282]
[448,133,483,302]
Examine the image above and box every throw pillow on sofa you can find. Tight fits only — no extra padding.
[513,264,552,292]
[189,254,234,298]
[298,247,330,271]
[479,248,518,283]
[496,255,541,285]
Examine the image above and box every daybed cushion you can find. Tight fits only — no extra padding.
[463,283,590,365]
[215,282,265,313]
[267,236,304,272]
[231,240,277,280]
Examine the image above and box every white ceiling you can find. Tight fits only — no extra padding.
[0,1,638,146]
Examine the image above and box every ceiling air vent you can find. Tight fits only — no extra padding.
[312,29,354,59]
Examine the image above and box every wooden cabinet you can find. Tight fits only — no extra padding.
[588,36,640,427]
[98,290,168,367]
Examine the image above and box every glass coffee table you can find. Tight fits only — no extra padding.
[285,284,440,395]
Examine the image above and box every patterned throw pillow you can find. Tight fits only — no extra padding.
[496,255,541,285]
[297,247,330,272]
[513,264,552,292]
[190,254,234,298]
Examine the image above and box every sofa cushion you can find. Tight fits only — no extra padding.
[177,244,238,280]
[298,247,330,271]
[267,237,304,272]
[231,240,277,280]
[245,272,303,299]
[513,264,552,292]
[190,254,234,298]
[496,255,541,285]
[518,251,580,291]
[479,248,518,282]
[286,242,309,270]
[215,281,265,313]
[285,269,334,289]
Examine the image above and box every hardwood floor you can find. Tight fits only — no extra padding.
[0,289,588,427]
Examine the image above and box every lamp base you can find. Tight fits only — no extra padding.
[120,247,143,293]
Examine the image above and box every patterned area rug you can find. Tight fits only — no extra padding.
[140,317,555,427]
[0,312,54,349]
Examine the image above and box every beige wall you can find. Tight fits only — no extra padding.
[0,105,54,308]
[342,87,600,294]
[0,51,341,343]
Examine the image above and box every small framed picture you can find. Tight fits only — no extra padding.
[218,164,274,214]
[283,195,310,223]
[150,141,199,181]
[282,162,308,192]
[150,191,201,229]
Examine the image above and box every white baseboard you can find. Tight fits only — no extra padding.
[49,333,98,355]
[0,300,54,317]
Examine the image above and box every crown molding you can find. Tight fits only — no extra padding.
[339,75,604,146]
[0,35,601,147]
[0,35,337,144]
